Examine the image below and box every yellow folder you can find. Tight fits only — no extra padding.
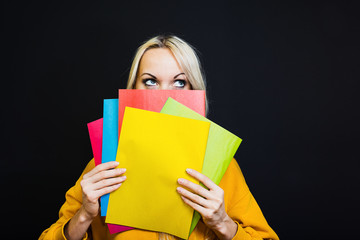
[106,107,210,239]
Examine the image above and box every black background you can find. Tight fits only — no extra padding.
[2,1,360,239]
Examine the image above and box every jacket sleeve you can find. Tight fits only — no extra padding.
[219,159,279,240]
[38,159,95,240]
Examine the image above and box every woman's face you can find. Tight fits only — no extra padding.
[134,48,191,90]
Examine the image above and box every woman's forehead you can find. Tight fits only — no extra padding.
[139,48,183,75]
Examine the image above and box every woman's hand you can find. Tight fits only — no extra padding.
[65,161,126,240]
[177,169,238,240]
[80,161,127,219]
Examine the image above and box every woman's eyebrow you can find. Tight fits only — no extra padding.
[140,73,157,79]
[173,73,186,79]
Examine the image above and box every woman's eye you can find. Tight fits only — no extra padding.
[174,80,186,88]
[144,79,157,86]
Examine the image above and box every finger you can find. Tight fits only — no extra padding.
[180,195,207,215]
[83,161,120,179]
[91,168,126,184]
[186,168,218,191]
[93,175,127,191]
[178,178,213,200]
[177,187,211,208]
[95,182,123,198]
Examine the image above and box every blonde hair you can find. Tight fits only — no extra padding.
[126,35,208,114]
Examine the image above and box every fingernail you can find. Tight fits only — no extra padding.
[178,178,184,184]
[114,161,119,165]
[186,168,192,173]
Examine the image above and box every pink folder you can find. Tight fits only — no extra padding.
[87,118,103,166]
[88,117,133,233]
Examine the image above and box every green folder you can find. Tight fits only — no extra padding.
[160,98,242,235]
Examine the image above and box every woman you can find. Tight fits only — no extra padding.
[39,35,279,240]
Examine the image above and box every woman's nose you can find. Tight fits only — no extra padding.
[159,83,173,90]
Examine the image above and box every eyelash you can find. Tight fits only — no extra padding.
[143,79,156,86]
[174,80,186,87]
[142,79,186,88]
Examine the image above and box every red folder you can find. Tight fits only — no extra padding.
[118,89,206,136]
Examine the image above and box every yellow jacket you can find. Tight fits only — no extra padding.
[39,159,278,240]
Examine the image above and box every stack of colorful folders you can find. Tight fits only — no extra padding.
[87,89,242,239]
